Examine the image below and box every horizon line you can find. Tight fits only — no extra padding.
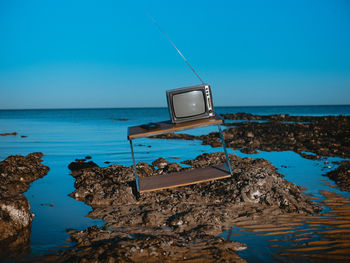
[1,104,350,111]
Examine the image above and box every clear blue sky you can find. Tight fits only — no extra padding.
[0,0,349,109]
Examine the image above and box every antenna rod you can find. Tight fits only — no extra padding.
[147,14,205,84]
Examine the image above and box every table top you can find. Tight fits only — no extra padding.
[127,114,223,140]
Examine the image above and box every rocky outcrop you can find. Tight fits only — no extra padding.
[220,113,350,158]
[53,153,320,262]
[0,153,49,260]
[323,161,350,192]
[152,114,350,159]
[220,112,349,123]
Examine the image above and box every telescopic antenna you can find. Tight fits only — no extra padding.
[147,13,205,84]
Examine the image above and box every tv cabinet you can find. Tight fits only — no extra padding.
[127,114,232,193]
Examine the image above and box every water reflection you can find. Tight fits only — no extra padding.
[225,191,350,262]
[0,221,31,262]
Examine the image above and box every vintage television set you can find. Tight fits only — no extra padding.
[166,84,215,124]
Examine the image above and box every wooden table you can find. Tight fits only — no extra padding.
[127,114,232,193]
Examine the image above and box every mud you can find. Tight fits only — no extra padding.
[51,152,320,262]
[153,113,350,159]
[0,153,49,260]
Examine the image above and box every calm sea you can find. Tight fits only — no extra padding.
[1,105,350,261]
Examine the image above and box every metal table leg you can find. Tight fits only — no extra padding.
[129,139,140,192]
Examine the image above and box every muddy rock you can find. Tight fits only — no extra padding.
[136,162,154,177]
[69,164,136,207]
[323,161,350,192]
[0,153,49,260]
[152,157,170,169]
[56,152,320,262]
[0,152,49,197]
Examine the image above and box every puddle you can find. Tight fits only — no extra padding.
[24,155,104,256]
[222,191,350,262]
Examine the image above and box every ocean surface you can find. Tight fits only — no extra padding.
[1,105,350,262]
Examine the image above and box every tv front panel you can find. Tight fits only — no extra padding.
[172,90,206,118]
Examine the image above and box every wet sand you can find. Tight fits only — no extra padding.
[226,190,350,262]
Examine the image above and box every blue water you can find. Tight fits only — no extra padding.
[0,105,350,260]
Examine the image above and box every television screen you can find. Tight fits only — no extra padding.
[172,90,206,118]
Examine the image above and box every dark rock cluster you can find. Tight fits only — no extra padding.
[323,161,350,192]
[52,152,320,262]
[68,160,99,171]
[221,112,349,123]
[0,132,28,138]
[0,153,49,260]
[0,132,18,136]
[220,113,350,158]
[153,113,350,159]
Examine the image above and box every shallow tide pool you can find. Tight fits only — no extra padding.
[1,107,350,261]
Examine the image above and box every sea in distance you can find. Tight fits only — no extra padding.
[1,105,350,262]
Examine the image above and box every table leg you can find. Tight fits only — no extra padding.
[129,139,140,192]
